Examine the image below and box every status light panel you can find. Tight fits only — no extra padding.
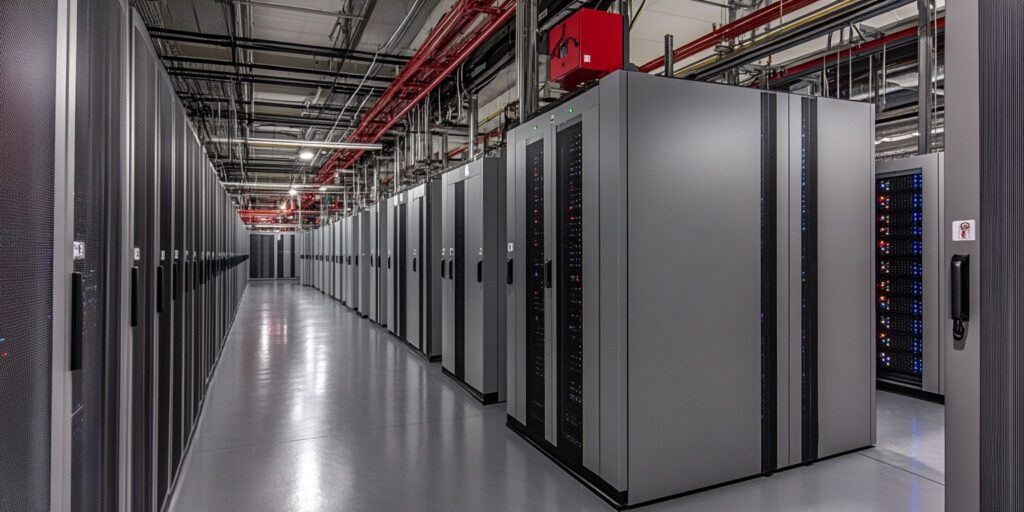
[876,173,924,385]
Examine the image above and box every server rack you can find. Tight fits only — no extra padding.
[334,221,343,301]
[374,201,390,327]
[359,211,372,317]
[876,153,944,398]
[505,72,875,507]
[441,157,508,403]
[347,215,360,309]
[387,194,405,337]
[369,205,380,322]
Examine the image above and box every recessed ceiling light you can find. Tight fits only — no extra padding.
[299,150,315,160]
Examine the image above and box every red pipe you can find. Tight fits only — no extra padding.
[638,0,820,74]
[306,0,516,202]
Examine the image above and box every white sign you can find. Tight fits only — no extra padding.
[953,220,976,241]
[73,241,86,260]
[133,247,141,261]
[507,242,514,253]
[583,54,592,63]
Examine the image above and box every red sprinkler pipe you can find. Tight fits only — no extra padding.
[638,0,820,74]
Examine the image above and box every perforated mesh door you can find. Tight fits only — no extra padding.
[0,1,57,509]
[72,0,124,509]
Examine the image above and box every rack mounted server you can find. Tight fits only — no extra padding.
[876,153,945,398]
[505,71,875,507]
[440,157,508,403]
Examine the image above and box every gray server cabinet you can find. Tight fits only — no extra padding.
[375,201,390,327]
[441,157,507,403]
[313,228,320,291]
[300,233,309,286]
[359,210,372,316]
[324,224,332,296]
[424,178,443,360]
[346,215,359,309]
[334,220,343,301]
[505,71,875,507]
[876,153,945,397]
[403,189,422,347]
[387,196,400,334]
[369,206,380,322]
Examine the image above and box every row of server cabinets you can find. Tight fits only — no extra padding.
[299,180,444,362]
[504,71,876,507]
[298,158,508,401]
[127,14,249,512]
[0,3,250,511]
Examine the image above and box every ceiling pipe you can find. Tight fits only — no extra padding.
[638,0,820,74]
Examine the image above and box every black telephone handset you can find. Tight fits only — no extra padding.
[950,254,970,346]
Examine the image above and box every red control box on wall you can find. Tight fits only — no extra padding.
[549,8,623,91]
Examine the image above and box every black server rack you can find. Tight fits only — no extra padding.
[524,138,546,440]
[555,122,584,464]
[876,173,925,386]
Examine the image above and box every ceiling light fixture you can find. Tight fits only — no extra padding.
[299,150,316,160]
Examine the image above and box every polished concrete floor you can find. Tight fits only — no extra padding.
[168,281,945,511]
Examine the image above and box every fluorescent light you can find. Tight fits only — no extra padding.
[221,182,346,191]
[300,150,316,160]
[318,186,327,192]
[207,137,383,151]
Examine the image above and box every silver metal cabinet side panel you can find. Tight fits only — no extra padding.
[774,94,793,469]
[427,179,444,358]
[378,202,390,327]
[580,103,601,475]
[387,198,397,333]
[360,211,371,314]
[483,157,508,400]
[336,221,343,301]
[598,72,628,490]
[369,208,378,320]
[625,75,763,503]
[504,143,519,416]
[876,153,944,396]
[466,173,485,391]
[508,135,530,423]
[814,98,876,457]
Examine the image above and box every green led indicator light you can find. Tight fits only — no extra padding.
[568,107,575,114]
[532,125,538,130]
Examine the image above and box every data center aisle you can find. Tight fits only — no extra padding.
[168,282,943,512]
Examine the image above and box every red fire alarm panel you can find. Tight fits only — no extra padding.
[549,8,624,91]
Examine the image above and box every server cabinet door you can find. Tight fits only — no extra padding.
[171,104,187,483]
[387,204,397,333]
[519,135,548,440]
[378,204,390,328]
[129,34,158,511]
[369,209,379,321]
[441,179,456,373]
[360,213,371,314]
[465,175,486,391]
[407,198,423,350]
[154,79,175,507]
[66,2,125,508]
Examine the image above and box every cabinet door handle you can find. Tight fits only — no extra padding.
[130,266,140,327]
[950,254,971,343]
[544,259,553,289]
[507,258,514,285]
[477,259,483,283]
[448,259,453,280]
[156,265,165,313]
[413,256,418,272]
[441,258,447,278]
[70,272,83,371]
[172,262,179,301]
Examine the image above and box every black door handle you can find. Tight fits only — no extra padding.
[70,272,83,371]
[130,265,140,327]
[441,258,446,278]
[507,258,514,285]
[477,259,483,283]
[388,256,391,269]
[448,259,453,279]
[192,260,198,290]
[172,262,179,301]
[950,254,970,343]
[377,255,381,267]
[355,255,359,266]
[413,256,418,272]
[544,259,553,289]
[156,265,165,313]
